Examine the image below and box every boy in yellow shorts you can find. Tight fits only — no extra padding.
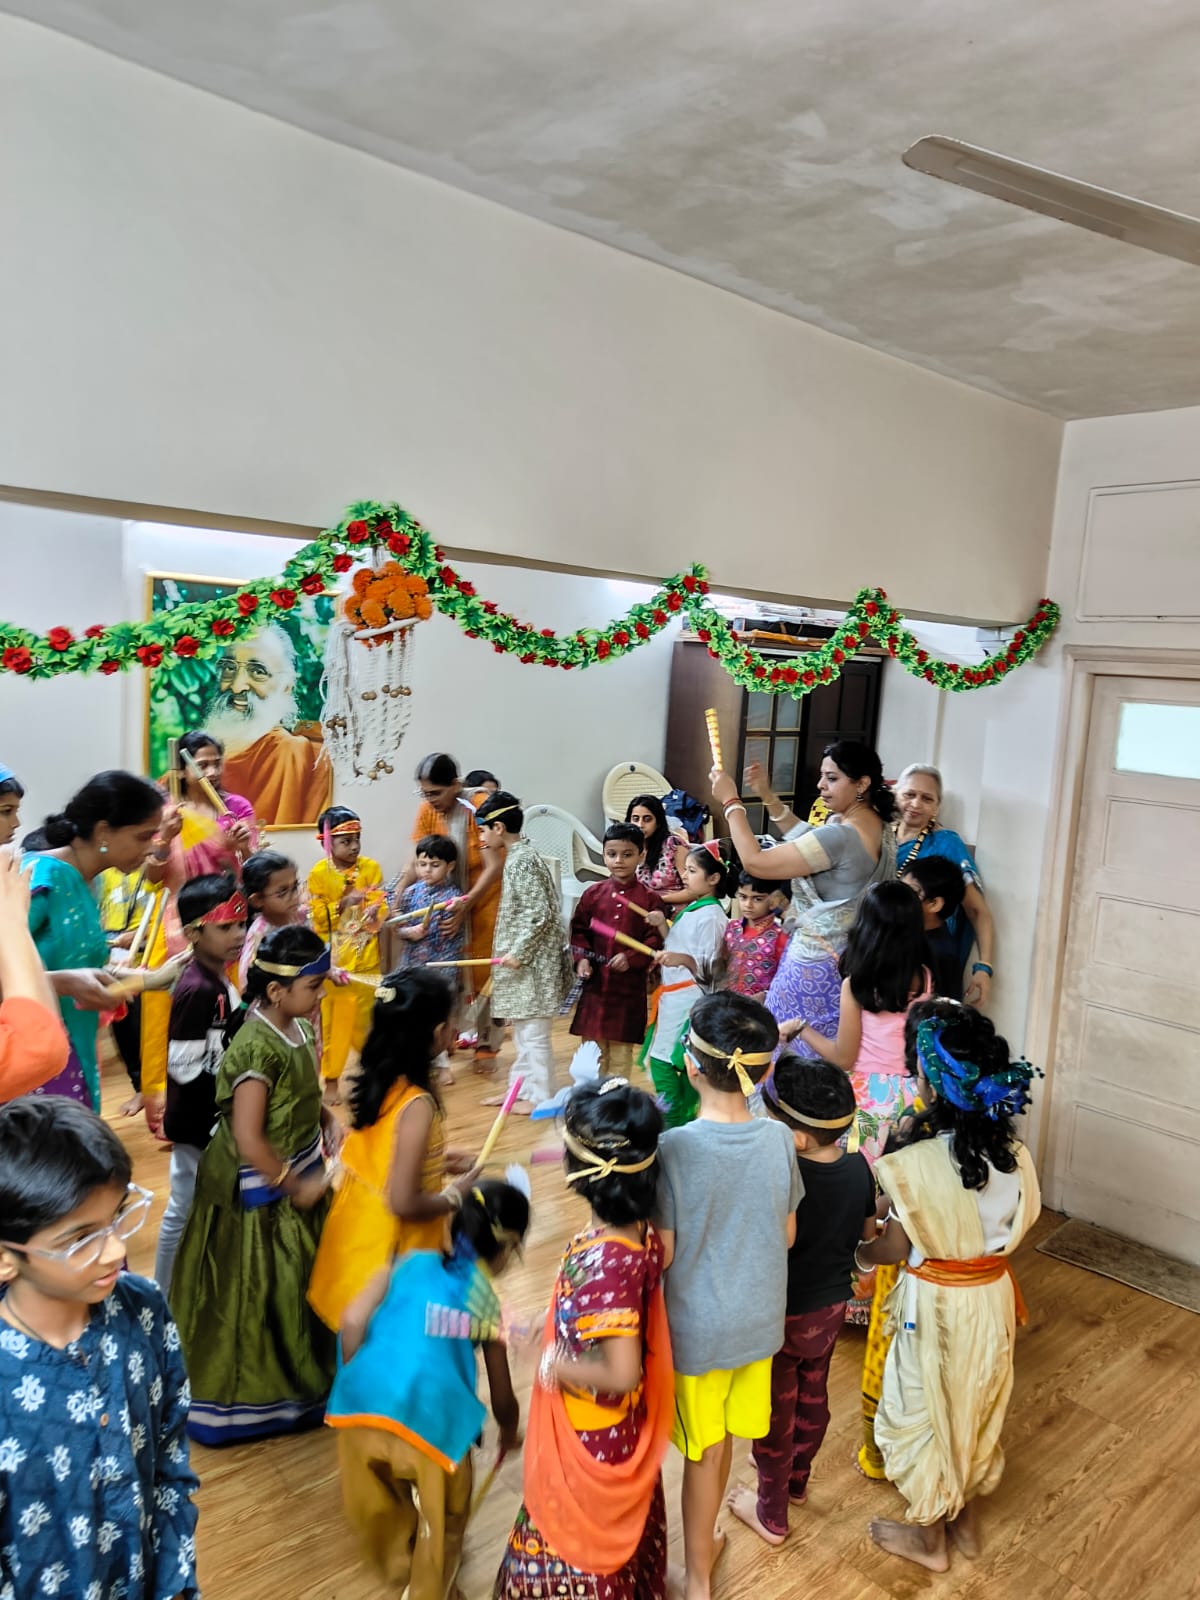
[653,992,801,1599]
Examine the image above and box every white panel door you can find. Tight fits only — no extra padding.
[1045,676,1200,1264]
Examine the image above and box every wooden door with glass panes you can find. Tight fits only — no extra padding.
[737,660,882,831]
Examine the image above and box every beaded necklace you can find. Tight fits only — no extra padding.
[897,819,935,873]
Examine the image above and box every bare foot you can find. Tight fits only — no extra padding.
[510,1099,535,1117]
[437,1067,455,1087]
[666,1527,727,1599]
[119,1092,144,1117]
[789,1487,808,1505]
[947,1501,981,1559]
[868,1517,949,1572]
[480,1093,505,1107]
[726,1486,785,1546]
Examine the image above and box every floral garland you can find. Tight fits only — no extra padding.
[0,498,1059,694]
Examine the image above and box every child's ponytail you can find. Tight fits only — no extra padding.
[451,1178,531,1267]
[349,968,455,1129]
[687,840,741,901]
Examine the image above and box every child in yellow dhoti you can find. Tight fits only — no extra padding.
[852,1000,1041,1573]
[308,807,387,1106]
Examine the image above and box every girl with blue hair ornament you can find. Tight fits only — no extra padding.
[851,999,1042,1573]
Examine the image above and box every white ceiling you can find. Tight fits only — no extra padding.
[11,0,1200,418]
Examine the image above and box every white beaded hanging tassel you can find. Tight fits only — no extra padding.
[323,616,418,787]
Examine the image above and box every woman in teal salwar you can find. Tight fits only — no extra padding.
[171,925,343,1445]
[25,771,167,1109]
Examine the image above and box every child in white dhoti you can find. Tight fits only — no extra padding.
[851,999,1041,1572]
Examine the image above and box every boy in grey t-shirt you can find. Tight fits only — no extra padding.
[653,993,800,1599]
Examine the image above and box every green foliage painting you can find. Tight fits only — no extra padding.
[145,574,333,779]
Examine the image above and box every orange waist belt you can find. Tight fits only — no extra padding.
[910,1255,1028,1326]
[645,978,695,1030]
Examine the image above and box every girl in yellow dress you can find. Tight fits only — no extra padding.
[307,806,388,1106]
[307,968,481,1332]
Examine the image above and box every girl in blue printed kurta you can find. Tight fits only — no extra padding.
[0,1096,198,1600]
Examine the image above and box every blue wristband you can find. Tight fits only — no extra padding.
[971,962,993,976]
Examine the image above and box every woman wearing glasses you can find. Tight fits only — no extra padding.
[0,1095,199,1600]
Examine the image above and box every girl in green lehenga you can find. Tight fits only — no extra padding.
[170,925,343,1445]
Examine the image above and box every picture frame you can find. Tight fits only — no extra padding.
[144,571,334,832]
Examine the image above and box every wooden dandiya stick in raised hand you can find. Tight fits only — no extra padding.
[181,748,230,815]
[477,1075,526,1167]
[589,918,657,960]
[704,706,723,772]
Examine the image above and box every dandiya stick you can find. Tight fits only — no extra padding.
[386,898,459,925]
[181,748,230,815]
[103,976,146,1005]
[476,1075,526,1166]
[704,706,723,772]
[427,957,500,969]
[166,738,181,806]
[613,893,652,921]
[589,918,656,960]
[469,1446,509,1518]
[124,894,155,967]
[138,889,170,969]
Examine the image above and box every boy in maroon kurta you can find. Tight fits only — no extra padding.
[570,823,664,1075]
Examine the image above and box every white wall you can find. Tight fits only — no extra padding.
[962,404,1200,1159]
[0,511,675,877]
[0,15,1062,623]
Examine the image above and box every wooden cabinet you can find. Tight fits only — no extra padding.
[663,638,882,835]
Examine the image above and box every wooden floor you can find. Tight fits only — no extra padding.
[105,1026,1199,1600]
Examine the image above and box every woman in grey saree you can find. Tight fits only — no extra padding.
[712,742,896,1055]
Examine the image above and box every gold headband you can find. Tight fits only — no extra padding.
[686,1029,774,1099]
[762,1084,856,1130]
[562,1126,657,1187]
[479,803,519,825]
[254,951,332,979]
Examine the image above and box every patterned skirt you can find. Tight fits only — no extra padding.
[494,1476,667,1600]
[765,944,843,1055]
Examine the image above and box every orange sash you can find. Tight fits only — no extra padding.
[523,1285,673,1575]
[644,978,694,1031]
[910,1255,1028,1326]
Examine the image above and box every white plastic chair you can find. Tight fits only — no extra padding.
[523,803,609,923]
[602,761,671,824]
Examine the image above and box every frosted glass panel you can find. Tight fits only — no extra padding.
[1115,702,1200,780]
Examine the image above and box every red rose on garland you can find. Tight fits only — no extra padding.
[346,520,369,543]
[300,574,325,596]
[666,592,683,612]
[635,622,650,640]
[210,619,236,637]
[2,647,32,675]
[332,553,354,574]
[269,588,297,611]
[173,636,200,658]
[46,627,74,652]
[85,625,106,640]
[237,593,259,617]
[136,644,163,669]
[595,640,612,660]
[99,658,121,676]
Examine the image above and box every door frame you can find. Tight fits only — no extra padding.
[1026,644,1200,1203]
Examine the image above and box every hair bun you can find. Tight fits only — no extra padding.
[41,813,77,847]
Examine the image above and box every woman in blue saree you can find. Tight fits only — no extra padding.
[893,764,995,1008]
[715,742,897,1054]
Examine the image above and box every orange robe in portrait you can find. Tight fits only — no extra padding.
[222,724,332,828]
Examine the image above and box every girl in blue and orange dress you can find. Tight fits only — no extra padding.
[495,1080,672,1600]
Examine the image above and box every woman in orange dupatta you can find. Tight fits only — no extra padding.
[395,754,504,1069]
[495,1080,672,1600]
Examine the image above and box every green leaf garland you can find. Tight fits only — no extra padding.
[0,498,1059,694]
